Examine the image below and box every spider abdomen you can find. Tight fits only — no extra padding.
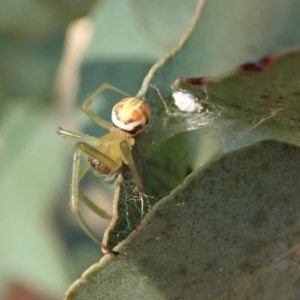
[111,97,150,135]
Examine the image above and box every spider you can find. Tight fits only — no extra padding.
[57,83,151,247]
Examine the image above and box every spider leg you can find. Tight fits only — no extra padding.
[105,171,119,184]
[71,142,119,246]
[74,159,111,220]
[82,83,131,130]
[120,140,142,191]
[78,191,112,219]
[71,144,103,246]
[77,142,119,170]
[57,127,99,147]
[70,142,124,248]
[58,127,112,216]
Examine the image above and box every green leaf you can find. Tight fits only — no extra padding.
[64,0,300,297]
[103,1,300,249]
[172,48,300,152]
[65,140,300,299]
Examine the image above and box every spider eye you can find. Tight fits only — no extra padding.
[111,97,151,135]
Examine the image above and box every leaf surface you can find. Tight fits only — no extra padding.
[65,140,300,299]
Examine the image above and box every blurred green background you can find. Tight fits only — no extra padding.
[2,0,300,299]
[0,0,196,299]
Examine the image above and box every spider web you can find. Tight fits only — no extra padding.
[88,83,299,250]
[104,171,158,248]
[119,177,153,230]
[145,48,300,157]
[83,52,300,249]
[79,90,297,249]
[147,76,300,156]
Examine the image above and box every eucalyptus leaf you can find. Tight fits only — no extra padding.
[172,48,300,152]
[63,0,300,298]
[65,140,300,299]
[104,46,300,250]
[107,0,300,250]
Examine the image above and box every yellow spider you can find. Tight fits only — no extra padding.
[57,83,150,246]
